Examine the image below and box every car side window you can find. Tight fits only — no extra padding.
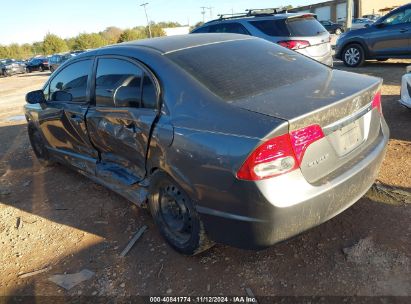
[209,22,250,35]
[49,59,92,103]
[95,58,142,108]
[192,26,210,33]
[383,9,411,25]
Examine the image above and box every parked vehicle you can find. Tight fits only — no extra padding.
[320,20,345,35]
[0,59,27,76]
[400,65,411,109]
[362,14,381,22]
[49,53,75,72]
[26,57,49,72]
[191,8,333,66]
[336,4,411,67]
[351,18,374,29]
[25,34,389,255]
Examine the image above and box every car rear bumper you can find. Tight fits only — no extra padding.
[197,119,389,249]
[299,49,334,67]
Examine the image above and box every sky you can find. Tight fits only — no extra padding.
[0,0,312,45]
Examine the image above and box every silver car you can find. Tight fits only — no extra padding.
[192,10,333,66]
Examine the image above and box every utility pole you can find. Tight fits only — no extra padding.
[201,6,206,23]
[141,2,152,38]
[346,0,353,31]
[208,7,213,20]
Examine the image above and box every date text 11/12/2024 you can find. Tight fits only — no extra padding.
[149,296,257,303]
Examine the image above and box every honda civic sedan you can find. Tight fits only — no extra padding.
[25,34,389,255]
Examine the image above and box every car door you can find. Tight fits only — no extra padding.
[367,8,411,56]
[86,56,159,183]
[38,58,98,173]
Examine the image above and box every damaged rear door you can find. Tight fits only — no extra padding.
[86,56,159,184]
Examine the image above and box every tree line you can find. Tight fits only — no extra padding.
[0,22,183,60]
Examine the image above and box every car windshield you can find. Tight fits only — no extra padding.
[383,8,411,25]
[167,38,328,101]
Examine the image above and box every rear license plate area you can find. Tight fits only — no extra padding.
[333,119,364,156]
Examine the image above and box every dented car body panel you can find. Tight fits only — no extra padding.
[25,34,389,249]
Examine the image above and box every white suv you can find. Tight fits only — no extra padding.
[192,10,333,66]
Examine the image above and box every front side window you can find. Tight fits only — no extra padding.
[49,59,92,103]
[383,8,411,25]
[95,58,157,109]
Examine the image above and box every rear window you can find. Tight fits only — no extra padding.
[167,38,327,101]
[250,17,326,37]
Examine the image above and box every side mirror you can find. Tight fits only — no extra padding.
[26,90,46,104]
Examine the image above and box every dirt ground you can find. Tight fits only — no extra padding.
[0,61,410,300]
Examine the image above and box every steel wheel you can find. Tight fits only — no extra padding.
[148,171,214,255]
[159,184,192,243]
[38,65,43,72]
[343,44,364,67]
[335,28,342,35]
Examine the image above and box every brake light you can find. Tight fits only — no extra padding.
[278,40,310,50]
[290,125,324,167]
[371,91,382,114]
[237,125,325,181]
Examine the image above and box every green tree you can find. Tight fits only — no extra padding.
[43,33,68,55]
[117,29,146,43]
[101,26,123,44]
[0,45,10,58]
[65,37,76,50]
[31,42,44,56]
[73,33,108,50]
[147,22,166,38]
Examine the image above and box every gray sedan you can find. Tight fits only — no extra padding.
[24,34,389,255]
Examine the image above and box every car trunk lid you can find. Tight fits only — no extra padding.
[232,69,383,183]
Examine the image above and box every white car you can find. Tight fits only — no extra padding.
[351,18,374,29]
[400,66,411,109]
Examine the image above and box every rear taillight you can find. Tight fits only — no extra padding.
[290,125,324,167]
[371,91,382,114]
[278,40,310,50]
[237,125,324,181]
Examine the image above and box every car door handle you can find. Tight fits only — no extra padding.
[400,28,409,33]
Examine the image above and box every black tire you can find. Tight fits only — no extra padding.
[50,66,54,73]
[342,44,365,67]
[27,68,32,73]
[335,28,343,35]
[28,124,54,167]
[148,171,214,255]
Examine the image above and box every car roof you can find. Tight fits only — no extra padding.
[98,33,255,55]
